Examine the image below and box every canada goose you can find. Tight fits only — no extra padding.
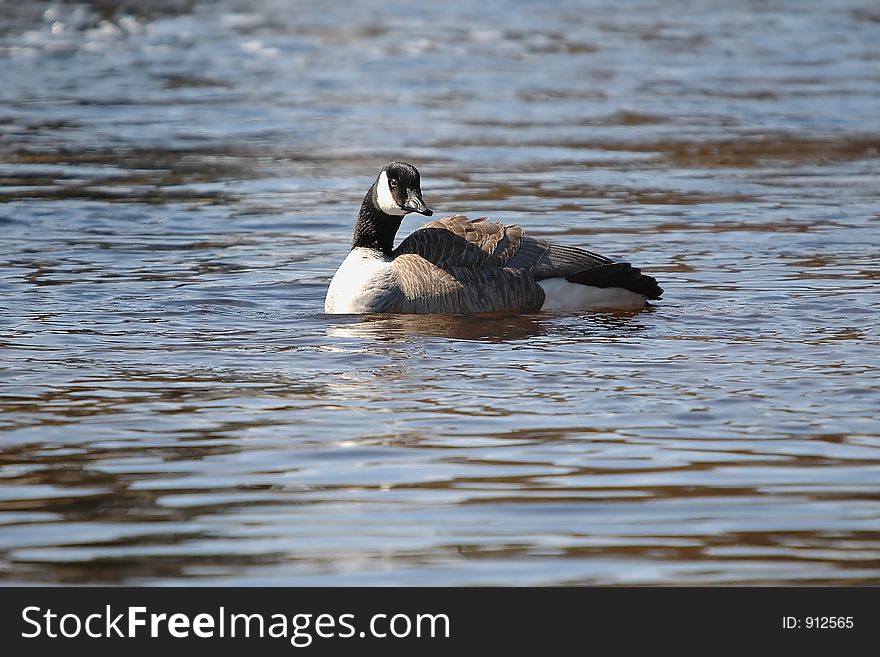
[324,162,662,314]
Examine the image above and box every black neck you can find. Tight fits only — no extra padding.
[351,192,403,256]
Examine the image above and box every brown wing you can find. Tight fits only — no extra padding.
[387,254,543,314]
[388,216,544,313]
[392,215,521,267]
[394,214,614,277]
[390,215,662,309]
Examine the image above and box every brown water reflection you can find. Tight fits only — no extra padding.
[326,313,555,342]
[1,0,879,585]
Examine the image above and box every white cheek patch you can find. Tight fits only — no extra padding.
[376,170,406,216]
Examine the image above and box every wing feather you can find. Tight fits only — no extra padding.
[390,214,661,310]
[391,254,544,314]
[395,215,614,276]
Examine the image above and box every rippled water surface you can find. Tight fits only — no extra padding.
[2,0,879,585]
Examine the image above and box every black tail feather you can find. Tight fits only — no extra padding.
[566,262,663,300]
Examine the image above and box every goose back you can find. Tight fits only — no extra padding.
[388,215,660,313]
[396,215,617,276]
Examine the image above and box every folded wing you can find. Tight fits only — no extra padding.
[389,215,661,313]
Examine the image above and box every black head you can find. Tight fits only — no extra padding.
[373,161,433,217]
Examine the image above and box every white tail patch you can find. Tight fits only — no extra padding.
[538,277,647,310]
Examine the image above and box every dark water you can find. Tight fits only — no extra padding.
[1,0,879,585]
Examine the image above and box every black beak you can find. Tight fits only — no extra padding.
[404,189,433,216]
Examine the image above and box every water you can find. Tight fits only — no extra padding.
[1,0,879,585]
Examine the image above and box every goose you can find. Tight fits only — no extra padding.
[324,162,662,314]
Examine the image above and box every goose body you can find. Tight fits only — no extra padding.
[325,162,662,314]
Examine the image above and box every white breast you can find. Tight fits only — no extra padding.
[325,248,395,314]
[538,277,647,310]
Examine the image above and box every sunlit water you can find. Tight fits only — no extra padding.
[1,0,879,585]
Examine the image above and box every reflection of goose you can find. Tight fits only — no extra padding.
[326,312,552,343]
[325,162,662,314]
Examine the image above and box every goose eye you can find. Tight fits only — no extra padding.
[389,178,399,188]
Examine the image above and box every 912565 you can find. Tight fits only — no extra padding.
[782,616,853,629]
